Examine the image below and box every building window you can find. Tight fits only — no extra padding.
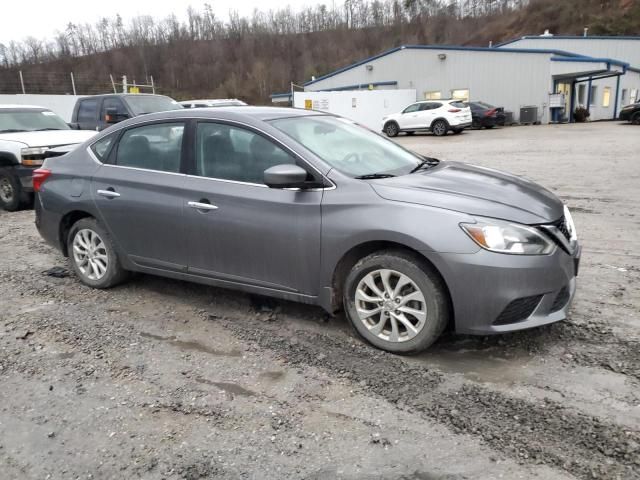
[621,89,627,104]
[425,91,441,100]
[451,89,469,101]
[631,89,638,104]
[602,87,611,108]
[577,85,586,106]
[589,86,597,106]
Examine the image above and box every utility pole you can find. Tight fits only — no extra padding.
[19,70,25,94]
[150,75,155,94]
[109,74,117,94]
[122,75,128,93]
[70,72,77,95]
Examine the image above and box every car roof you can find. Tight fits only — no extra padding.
[81,93,171,99]
[180,99,245,104]
[119,106,324,126]
[0,104,48,110]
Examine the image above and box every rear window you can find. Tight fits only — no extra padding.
[450,101,468,109]
[124,95,183,116]
[77,99,98,122]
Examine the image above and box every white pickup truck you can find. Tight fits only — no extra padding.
[0,105,96,211]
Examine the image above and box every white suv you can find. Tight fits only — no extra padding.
[382,99,472,137]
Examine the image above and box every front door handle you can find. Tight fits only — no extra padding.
[188,201,219,211]
[97,189,120,199]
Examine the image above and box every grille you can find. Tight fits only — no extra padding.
[550,286,570,312]
[493,295,543,326]
[552,216,571,241]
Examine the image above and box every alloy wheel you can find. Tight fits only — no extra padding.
[72,228,109,280]
[386,123,398,136]
[432,121,446,136]
[355,269,427,343]
[0,177,14,203]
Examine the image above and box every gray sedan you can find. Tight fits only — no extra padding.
[34,107,580,353]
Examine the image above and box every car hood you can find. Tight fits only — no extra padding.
[370,161,563,224]
[0,129,96,147]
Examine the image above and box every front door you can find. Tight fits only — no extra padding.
[398,103,422,130]
[184,121,323,294]
[91,121,189,271]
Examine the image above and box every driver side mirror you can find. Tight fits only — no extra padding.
[105,107,129,124]
[264,164,309,189]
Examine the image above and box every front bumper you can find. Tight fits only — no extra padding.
[424,243,580,335]
[15,164,38,193]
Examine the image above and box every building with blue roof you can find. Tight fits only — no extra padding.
[275,34,640,124]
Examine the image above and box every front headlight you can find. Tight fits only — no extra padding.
[21,146,49,166]
[460,217,555,255]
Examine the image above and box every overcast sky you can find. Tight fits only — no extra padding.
[1,0,316,45]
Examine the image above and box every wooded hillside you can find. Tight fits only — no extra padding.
[1,0,638,103]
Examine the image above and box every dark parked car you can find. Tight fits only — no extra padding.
[469,101,506,129]
[34,107,580,354]
[619,102,640,124]
[70,94,183,131]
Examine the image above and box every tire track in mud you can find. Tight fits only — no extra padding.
[221,317,640,480]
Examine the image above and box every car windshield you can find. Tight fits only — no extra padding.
[0,109,70,133]
[270,116,424,178]
[125,95,183,115]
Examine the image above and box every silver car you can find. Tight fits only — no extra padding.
[34,107,580,354]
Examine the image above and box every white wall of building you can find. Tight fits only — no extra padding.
[0,94,84,122]
[306,48,556,123]
[294,89,417,131]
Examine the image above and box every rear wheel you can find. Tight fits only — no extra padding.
[0,169,21,212]
[67,218,129,289]
[632,112,640,125]
[343,251,449,354]
[384,122,399,137]
[431,120,448,137]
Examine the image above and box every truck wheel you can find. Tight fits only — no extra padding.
[0,169,21,211]
[343,250,450,354]
[431,120,448,137]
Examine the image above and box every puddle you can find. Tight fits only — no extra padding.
[139,332,242,357]
[195,377,256,396]
[258,370,286,382]
[410,348,533,385]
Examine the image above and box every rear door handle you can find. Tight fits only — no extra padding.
[188,201,218,211]
[97,189,120,198]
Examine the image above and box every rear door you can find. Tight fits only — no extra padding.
[419,102,439,128]
[183,121,323,294]
[90,120,190,271]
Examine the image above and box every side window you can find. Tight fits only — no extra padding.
[90,133,116,162]
[101,97,128,120]
[196,122,296,184]
[116,123,184,173]
[402,103,421,114]
[419,103,435,111]
[77,99,98,123]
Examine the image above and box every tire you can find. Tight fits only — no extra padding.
[67,217,128,289]
[343,250,450,354]
[0,168,22,212]
[384,122,399,137]
[431,120,448,137]
[632,112,640,125]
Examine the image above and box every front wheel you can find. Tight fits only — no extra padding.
[632,112,640,125]
[343,251,450,354]
[0,169,22,211]
[67,218,129,288]
[384,122,399,137]
[431,120,448,137]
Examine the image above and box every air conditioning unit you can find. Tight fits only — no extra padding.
[519,106,538,124]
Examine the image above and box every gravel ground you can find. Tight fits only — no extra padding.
[0,121,639,480]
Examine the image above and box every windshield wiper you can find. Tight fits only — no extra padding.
[0,129,26,133]
[355,173,396,180]
[410,156,440,173]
